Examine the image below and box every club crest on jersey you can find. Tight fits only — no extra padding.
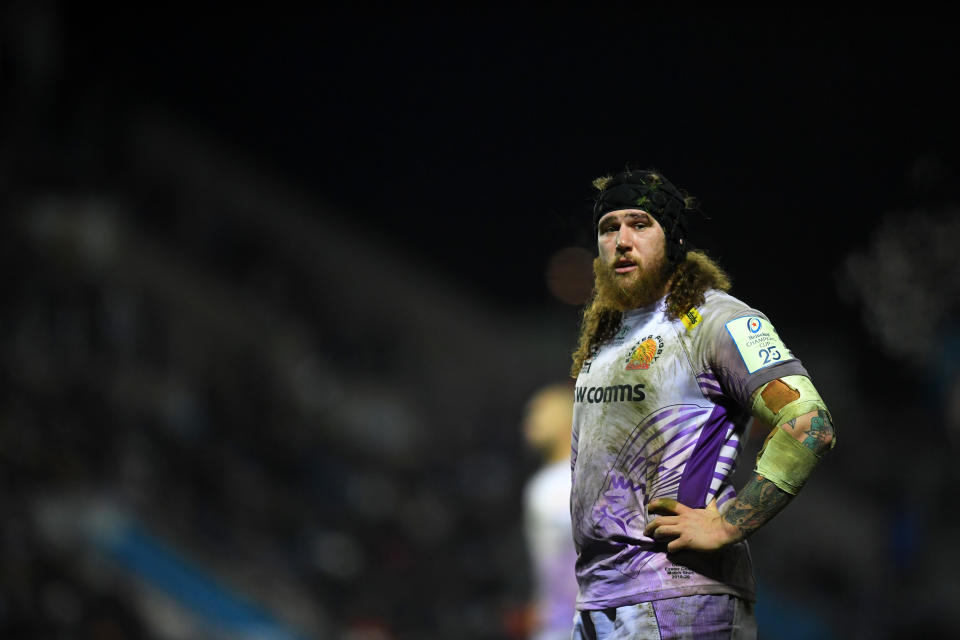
[625,335,664,370]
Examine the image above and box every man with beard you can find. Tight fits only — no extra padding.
[568,168,835,639]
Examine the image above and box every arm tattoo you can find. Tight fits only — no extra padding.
[723,474,792,540]
[780,410,834,455]
[802,410,834,455]
[780,416,800,439]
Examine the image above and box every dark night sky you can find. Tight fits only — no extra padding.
[57,7,960,318]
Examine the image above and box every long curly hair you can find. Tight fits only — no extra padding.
[570,250,731,378]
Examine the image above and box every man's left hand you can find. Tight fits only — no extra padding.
[643,498,740,552]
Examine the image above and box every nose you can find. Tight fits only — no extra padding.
[616,229,632,252]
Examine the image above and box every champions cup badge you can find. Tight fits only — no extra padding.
[625,335,664,370]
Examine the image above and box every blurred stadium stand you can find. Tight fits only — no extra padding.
[0,98,575,636]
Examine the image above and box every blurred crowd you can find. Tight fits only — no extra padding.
[0,112,576,637]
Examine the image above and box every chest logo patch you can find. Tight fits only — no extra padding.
[625,335,664,370]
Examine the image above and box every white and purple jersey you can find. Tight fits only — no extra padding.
[570,290,807,610]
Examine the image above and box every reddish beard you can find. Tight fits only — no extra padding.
[591,253,671,312]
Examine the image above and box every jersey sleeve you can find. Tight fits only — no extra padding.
[695,294,809,410]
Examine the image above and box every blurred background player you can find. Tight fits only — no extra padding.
[521,382,580,640]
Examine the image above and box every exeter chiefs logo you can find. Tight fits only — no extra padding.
[625,335,664,370]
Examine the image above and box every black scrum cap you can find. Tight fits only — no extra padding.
[592,168,698,263]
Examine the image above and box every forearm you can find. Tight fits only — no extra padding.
[645,378,835,552]
[644,471,794,550]
[722,398,836,542]
[721,473,793,543]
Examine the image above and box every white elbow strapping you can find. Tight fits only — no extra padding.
[751,375,833,431]
[754,427,820,495]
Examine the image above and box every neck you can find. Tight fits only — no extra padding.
[545,439,571,465]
